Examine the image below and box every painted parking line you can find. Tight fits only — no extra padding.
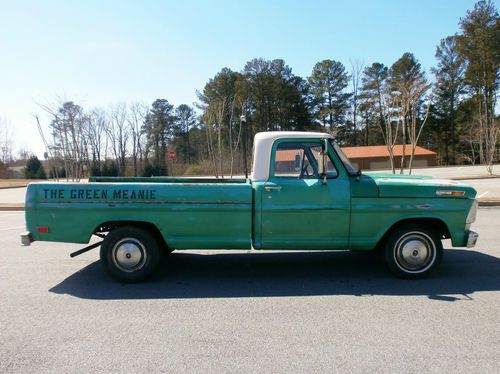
[0,213,25,217]
[0,225,26,232]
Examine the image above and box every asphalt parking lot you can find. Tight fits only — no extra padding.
[0,208,499,373]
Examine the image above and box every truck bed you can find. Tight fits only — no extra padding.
[25,178,253,249]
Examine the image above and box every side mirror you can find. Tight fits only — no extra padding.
[355,168,362,181]
[317,139,328,184]
[317,151,327,176]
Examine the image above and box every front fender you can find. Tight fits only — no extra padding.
[349,197,473,250]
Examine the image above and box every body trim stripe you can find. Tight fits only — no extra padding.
[38,200,251,205]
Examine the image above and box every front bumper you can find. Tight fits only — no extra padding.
[466,230,479,248]
[20,232,32,246]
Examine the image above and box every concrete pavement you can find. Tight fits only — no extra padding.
[1,209,499,372]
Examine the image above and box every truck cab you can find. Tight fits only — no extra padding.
[251,132,351,250]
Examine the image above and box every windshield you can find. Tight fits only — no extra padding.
[330,140,359,176]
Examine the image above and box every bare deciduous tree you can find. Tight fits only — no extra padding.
[228,99,244,178]
[85,109,107,174]
[0,116,14,164]
[128,102,147,176]
[477,97,499,174]
[393,80,431,174]
[107,103,129,176]
[350,58,364,145]
[211,97,228,178]
[203,112,218,178]
[388,53,430,174]
[408,100,431,174]
[380,94,401,174]
[37,100,86,181]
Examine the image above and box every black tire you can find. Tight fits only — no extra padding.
[100,226,160,283]
[384,224,443,279]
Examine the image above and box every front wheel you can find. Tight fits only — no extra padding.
[100,226,160,283]
[384,224,443,279]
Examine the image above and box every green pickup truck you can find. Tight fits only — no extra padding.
[22,131,478,282]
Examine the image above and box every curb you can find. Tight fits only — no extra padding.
[0,185,29,190]
[0,204,24,211]
[478,200,500,207]
[451,175,500,181]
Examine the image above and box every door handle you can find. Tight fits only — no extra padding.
[265,185,282,192]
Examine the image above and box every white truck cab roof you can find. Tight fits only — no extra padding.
[251,131,333,181]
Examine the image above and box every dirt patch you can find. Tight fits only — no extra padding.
[0,179,32,189]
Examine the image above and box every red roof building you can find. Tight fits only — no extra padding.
[341,144,437,170]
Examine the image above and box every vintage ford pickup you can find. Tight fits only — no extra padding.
[22,132,479,282]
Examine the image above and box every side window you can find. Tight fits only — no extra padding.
[273,142,338,179]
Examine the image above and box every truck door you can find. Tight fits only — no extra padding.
[260,139,350,249]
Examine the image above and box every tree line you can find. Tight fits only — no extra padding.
[32,0,499,179]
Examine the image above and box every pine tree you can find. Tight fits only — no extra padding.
[456,0,499,172]
[431,36,466,164]
[24,156,46,179]
[143,99,176,175]
[360,63,388,145]
[308,60,351,141]
[174,104,197,164]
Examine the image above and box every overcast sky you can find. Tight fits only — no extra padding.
[0,0,489,157]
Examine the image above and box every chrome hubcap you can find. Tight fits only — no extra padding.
[112,238,147,272]
[394,232,435,273]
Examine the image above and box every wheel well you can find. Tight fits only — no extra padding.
[94,221,168,249]
[376,218,450,249]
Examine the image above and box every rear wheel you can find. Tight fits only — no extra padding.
[384,224,443,279]
[100,226,160,283]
